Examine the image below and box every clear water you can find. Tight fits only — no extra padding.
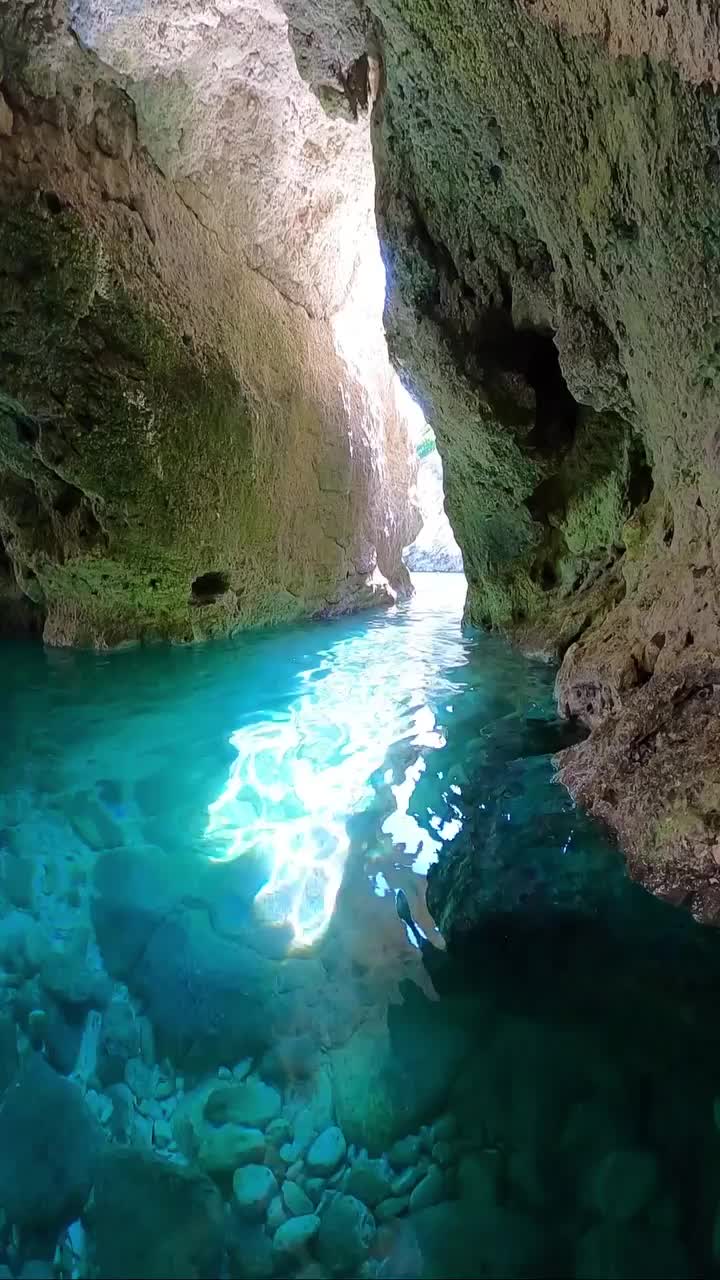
[2,573,720,1278]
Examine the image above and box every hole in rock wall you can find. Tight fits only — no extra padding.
[190,571,230,605]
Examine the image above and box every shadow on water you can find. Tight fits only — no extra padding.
[1,573,720,1277]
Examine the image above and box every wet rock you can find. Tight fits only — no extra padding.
[197,1124,265,1175]
[85,1089,114,1126]
[124,1057,158,1102]
[375,1195,409,1221]
[0,1013,18,1097]
[409,1165,445,1213]
[42,998,85,1076]
[387,1135,422,1169]
[390,1166,421,1197]
[0,1055,102,1236]
[274,1214,321,1256]
[345,1156,393,1207]
[132,907,275,1067]
[265,1121,289,1152]
[457,1152,501,1211]
[40,950,111,1010]
[91,848,179,977]
[2,854,35,909]
[27,1008,47,1051]
[583,1149,659,1223]
[0,912,46,976]
[227,1218,274,1280]
[260,1033,319,1086]
[306,1177,326,1205]
[431,1140,453,1167]
[283,1179,314,1216]
[432,1114,457,1143]
[267,1195,288,1233]
[293,1106,318,1153]
[316,1195,375,1274]
[205,1078,281,1130]
[88,1148,224,1278]
[138,1015,155,1066]
[105,1082,135,1143]
[307,1126,347,1175]
[233,1164,278,1219]
[153,1117,174,1149]
[98,1000,140,1086]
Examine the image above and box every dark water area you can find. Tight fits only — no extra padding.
[1,573,720,1279]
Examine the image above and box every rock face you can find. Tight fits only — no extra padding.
[281,0,720,910]
[0,0,418,646]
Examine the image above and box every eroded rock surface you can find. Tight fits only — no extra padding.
[0,0,418,645]
[282,0,720,908]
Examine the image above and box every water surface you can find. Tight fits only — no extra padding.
[1,573,720,1278]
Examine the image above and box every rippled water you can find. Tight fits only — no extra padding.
[2,574,720,1278]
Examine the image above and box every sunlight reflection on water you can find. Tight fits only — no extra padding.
[205,574,468,946]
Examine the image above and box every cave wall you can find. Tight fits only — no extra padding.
[282,0,720,914]
[0,0,419,646]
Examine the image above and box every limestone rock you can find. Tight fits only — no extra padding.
[0,0,418,646]
[233,1164,279,1220]
[88,1148,224,1279]
[316,1195,375,1274]
[205,1079,281,1130]
[306,1126,347,1175]
[0,1055,102,1235]
[409,1165,445,1213]
[375,1196,409,1222]
[279,0,720,905]
[273,1214,321,1255]
[344,1156,393,1207]
[227,1219,275,1280]
[197,1125,266,1175]
[0,1014,18,1098]
[283,1179,314,1217]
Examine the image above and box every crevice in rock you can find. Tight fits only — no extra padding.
[190,572,231,606]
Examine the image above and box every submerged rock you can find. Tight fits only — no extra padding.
[316,1195,375,1274]
[197,1124,266,1175]
[0,1013,18,1098]
[283,1179,314,1216]
[233,1165,279,1219]
[0,1056,101,1236]
[583,1149,659,1223]
[274,1214,321,1256]
[345,1156,393,1207]
[205,1079,282,1130]
[408,1165,446,1213]
[88,1148,224,1279]
[306,1126,347,1176]
[227,1219,275,1280]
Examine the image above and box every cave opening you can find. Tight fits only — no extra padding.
[397,379,465,582]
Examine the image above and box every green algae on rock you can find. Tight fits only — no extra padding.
[280,0,720,906]
[0,12,419,646]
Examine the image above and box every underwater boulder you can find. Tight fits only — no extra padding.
[316,1194,375,1275]
[0,1055,102,1240]
[129,908,276,1068]
[87,1148,224,1279]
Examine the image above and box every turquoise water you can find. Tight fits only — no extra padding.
[1,573,720,1277]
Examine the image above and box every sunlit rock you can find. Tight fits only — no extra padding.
[0,0,419,645]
